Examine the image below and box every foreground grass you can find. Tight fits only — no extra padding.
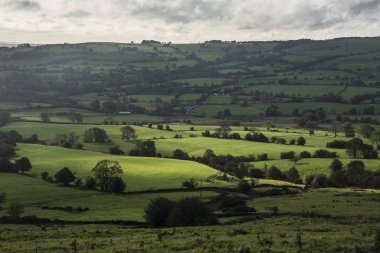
[0,217,379,253]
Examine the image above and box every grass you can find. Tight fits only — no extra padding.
[14,143,223,192]
[0,173,218,221]
[252,158,380,179]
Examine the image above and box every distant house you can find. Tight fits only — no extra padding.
[119,111,132,115]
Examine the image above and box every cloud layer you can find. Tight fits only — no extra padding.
[0,0,379,43]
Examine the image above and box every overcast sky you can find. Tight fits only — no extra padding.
[0,0,380,43]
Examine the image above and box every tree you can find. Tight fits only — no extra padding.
[129,141,156,157]
[266,166,286,180]
[109,146,124,155]
[84,177,97,190]
[67,112,83,124]
[0,158,14,173]
[358,124,375,139]
[84,127,109,143]
[215,126,231,138]
[109,177,126,193]
[55,167,76,186]
[120,126,137,141]
[346,138,364,159]
[342,122,355,138]
[182,178,198,190]
[7,201,24,218]
[297,136,306,146]
[54,132,80,148]
[14,157,32,174]
[329,159,346,187]
[331,122,341,137]
[92,160,123,192]
[0,112,11,127]
[172,149,190,160]
[40,113,51,123]
[144,197,173,227]
[346,160,366,187]
[286,167,302,184]
[167,197,216,227]
[371,130,380,149]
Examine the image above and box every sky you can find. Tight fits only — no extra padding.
[0,0,380,44]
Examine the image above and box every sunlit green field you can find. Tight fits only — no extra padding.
[14,144,221,191]
[0,173,218,221]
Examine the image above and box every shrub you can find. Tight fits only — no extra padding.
[299,151,312,158]
[297,136,306,146]
[216,193,253,214]
[41,171,49,181]
[109,146,124,155]
[182,178,198,190]
[167,197,217,227]
[172,149,190,160]
[84,177,97,190]
[109,177,126,193]
[238,180,253,194]
[286,167,302,184]
[249,168,266,179]
[54,167,76,187]
[7,201,24,219]
[313,149,338,158]
[266,166,287,180]
[257,153,268,161]
[305,174,328,187]
[326,140,347,149]
[144,197,173,227]
[280,151,295,159]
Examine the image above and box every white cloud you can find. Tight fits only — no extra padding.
[0,0,379,43]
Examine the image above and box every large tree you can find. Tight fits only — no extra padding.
[120,126,137,141]
[55,167,76,187]
[92,160,123,192]
[84,127,109,143]
[342,122,355,138]
[346,138,364,159]
[358,124,375,139]
[14,157,32,174]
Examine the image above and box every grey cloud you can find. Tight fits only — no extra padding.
[127,0,232,23]
[350,0,380,15]
[6,0,40,11]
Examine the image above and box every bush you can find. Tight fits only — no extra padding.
[266,166,287,180]
[54,167,76,187]
[182,178,198,190]
[109,177,126,193]
[216,193,253,214]
[238,180,253,194]
[172,149,190,160]
[280,151,295,159]
[249,168,266,178]
[326,140,347,149]
[144,197,173,227]
[286,167,302,184]
[41,171,49,181]
[109,146,124,155]
[313,149,338,158]
[257,153,268,161]
[299,151,312,158]
[305,174,328,187]
[297,136,306,146]
[84,177,97,190]
[7,201,24,218]
[167,197,217,227]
